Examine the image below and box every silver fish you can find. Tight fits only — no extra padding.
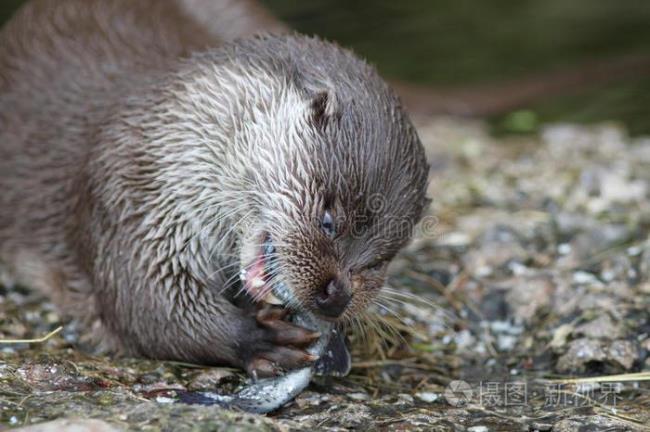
[179,279,342,414]
[194,313,331,414]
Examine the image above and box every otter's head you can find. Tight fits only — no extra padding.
[227,35,429,321]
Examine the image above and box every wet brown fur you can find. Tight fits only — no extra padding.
[0,0,428,370]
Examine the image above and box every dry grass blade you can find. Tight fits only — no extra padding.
[351,358,418,369]
[0,326,63,344]
[547,372,650,384]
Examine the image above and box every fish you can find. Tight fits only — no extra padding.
[177,280,351,413]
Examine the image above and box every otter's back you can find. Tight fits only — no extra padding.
[0,0,213,233]
[0,0,266,262]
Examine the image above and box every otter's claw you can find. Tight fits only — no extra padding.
[246,358,280,379]
[257,307,321,347]
[240,307,320,379]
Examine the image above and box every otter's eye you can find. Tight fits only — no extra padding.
[321,210,336,237]
[366,259,385,272]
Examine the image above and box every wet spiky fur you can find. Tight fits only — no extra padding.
[0,0,428,368]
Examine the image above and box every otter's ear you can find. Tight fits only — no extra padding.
[310,90,339,129]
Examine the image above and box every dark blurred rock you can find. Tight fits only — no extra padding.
[608,340,641,370]
[463,224,528,276]
[505,275,554,322]
[15,360,93,391]
[560,224,633,268]
[556,338,641,373]
[573,315,623,340]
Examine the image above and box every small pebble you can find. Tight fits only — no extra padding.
[572,271,599,284]
[347,392,370,401]
[415,392,439,403]
[155,396,176,404]
[396,393,414,404]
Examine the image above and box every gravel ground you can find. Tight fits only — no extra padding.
[1,117,649,431]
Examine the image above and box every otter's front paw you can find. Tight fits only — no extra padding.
[239,307,321,379]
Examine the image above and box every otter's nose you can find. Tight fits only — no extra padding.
[315,278,352,318]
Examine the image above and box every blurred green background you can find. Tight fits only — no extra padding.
[2,0,649,134]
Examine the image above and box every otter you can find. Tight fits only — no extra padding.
[0,0,429,382]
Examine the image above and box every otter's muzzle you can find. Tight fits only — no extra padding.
[315,278,352,318]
